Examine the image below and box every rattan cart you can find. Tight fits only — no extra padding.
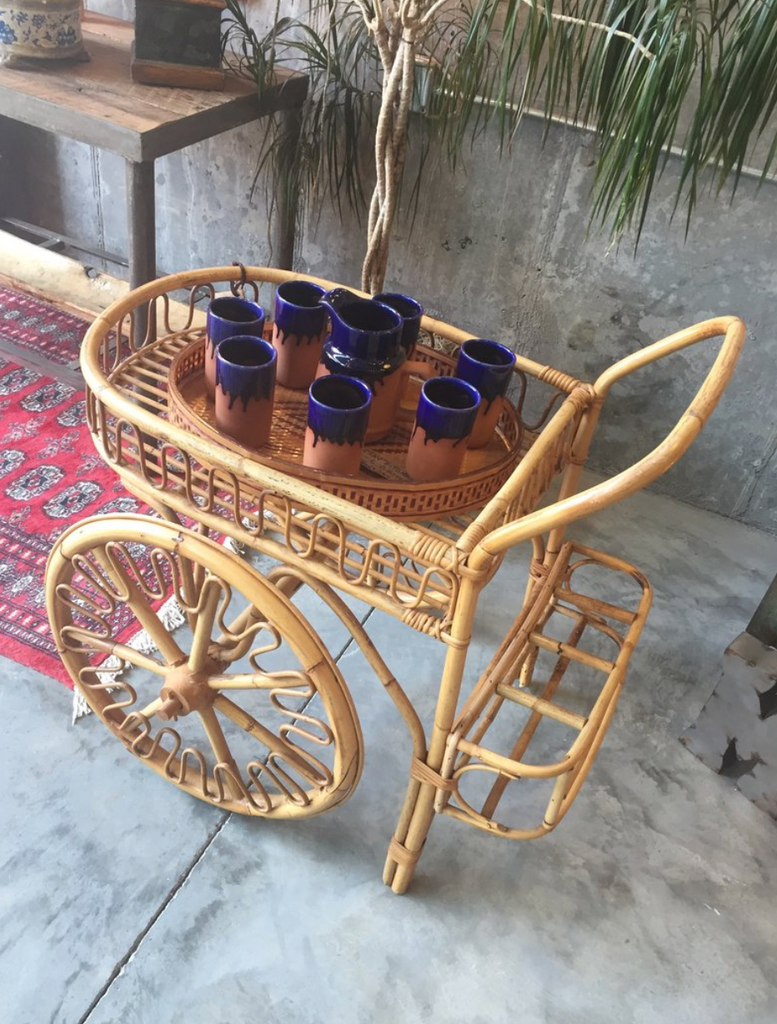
[46,266,743,894]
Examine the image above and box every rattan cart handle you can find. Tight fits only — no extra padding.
[471,315,745,565]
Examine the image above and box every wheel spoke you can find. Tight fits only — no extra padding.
[213,694,323,784]
[199,705,244,801]
[207,669,310,691]
[177,554,203,632]
[136,696,164,720]
[92,547,186,665]
[188,577,223,673]
[61,627,170,677]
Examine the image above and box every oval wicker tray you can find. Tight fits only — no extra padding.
[168,335,525,520]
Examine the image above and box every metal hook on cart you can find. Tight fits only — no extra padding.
[230,261,259,302]
[230,261,248,298]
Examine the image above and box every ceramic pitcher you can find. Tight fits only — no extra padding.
[318,289,431,442]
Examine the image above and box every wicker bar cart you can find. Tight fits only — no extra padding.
[46,266,744,894]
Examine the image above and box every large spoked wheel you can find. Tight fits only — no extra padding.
[46,515,363,817]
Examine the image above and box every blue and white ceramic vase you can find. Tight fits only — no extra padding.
[214,335,277,450]
[405,376,479,482]
[205,295,265,397]
[318,288,431,442]
[455,339,516,448]
[303,374,372,475]
[0,0,84,63]
[271,280,328,390]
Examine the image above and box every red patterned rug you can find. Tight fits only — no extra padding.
[0,287,85,364]
[0,353,158,686]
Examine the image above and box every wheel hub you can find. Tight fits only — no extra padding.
[158,659,220,720]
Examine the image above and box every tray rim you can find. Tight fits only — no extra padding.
[165,334,527,516]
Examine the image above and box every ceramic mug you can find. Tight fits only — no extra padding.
[455,339,516,448]
[372,292,423,357]
[303,375,372,475]
[205,296,266,397]
[215,335,277,450]
[318,289,432,442]
[272,280,328,390]
[405,376,480,482]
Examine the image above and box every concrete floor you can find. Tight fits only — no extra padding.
[3,483,777,1024]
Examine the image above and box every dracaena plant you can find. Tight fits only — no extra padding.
[223,0,777,294]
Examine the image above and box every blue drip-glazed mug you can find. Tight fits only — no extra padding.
[215,335,277,450]
[318,288,432,442]
[372,292,424,357]
[205,296,266,397]
[272,280,328,390]
[455,339,516,448]
[406,376,480,482]
[303,374,372,475]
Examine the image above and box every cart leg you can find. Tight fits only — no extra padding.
[385,583,479,894]
[264,566,433,890]
[382,774,423,886]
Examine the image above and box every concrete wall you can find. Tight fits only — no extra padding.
[5,3,777,534]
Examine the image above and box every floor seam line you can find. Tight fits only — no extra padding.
[75,811,231,1024]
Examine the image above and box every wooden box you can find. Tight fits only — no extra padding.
[132,0,226,91]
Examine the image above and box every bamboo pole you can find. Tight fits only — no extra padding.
[385,572,481,893]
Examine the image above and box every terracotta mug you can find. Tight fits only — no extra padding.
[406,376,480,482]
[272,280,328,390]
[318,289,432,442]
[303,375,372,475]
[455,339,516,448]
[215,335,277,450]
[372,292,423,358]
[205,296,266,397]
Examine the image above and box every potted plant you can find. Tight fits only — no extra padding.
[223,0,777,293]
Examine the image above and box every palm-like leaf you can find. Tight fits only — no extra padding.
[223,0,777,261]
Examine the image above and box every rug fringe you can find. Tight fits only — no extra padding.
[72,594,187,724]
[224,534,247,556]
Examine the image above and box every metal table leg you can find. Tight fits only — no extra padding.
[126,159,156,343]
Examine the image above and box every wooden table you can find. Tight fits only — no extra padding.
[0,16,306,289]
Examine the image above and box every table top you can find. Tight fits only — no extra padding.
[0,16,306,163]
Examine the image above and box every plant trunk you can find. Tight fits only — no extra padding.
[361,35,416,294]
